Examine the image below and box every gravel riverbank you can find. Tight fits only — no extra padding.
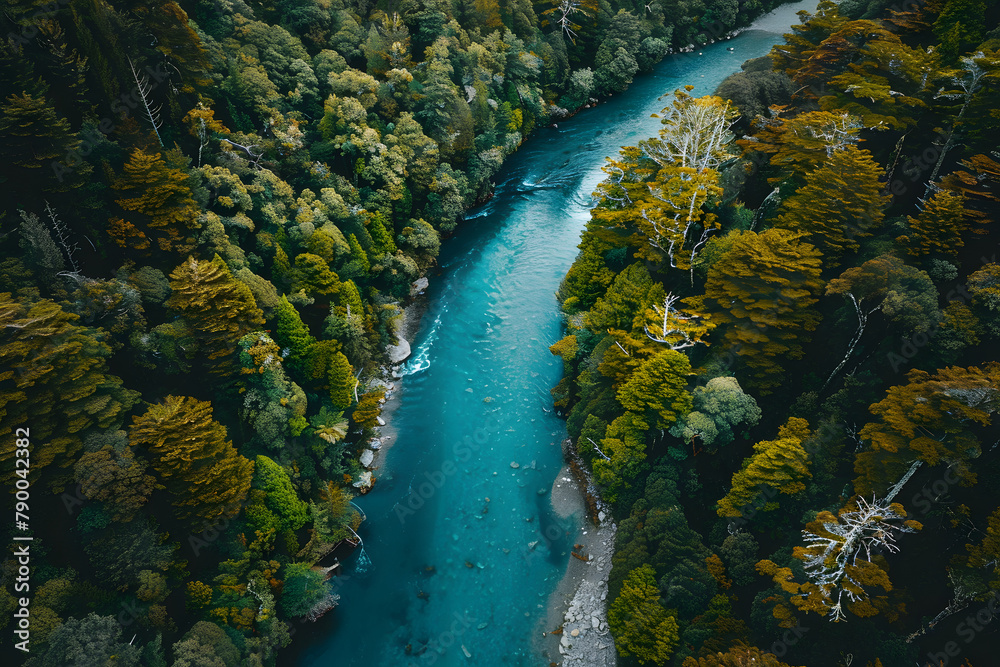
[537,442,618,666]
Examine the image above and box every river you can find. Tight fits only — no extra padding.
[291,3,819,665]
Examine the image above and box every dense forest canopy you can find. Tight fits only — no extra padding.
[552,0,1000,665]
[0,0,801,662]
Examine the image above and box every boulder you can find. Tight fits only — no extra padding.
[360,449,374,468]
[387,336,411,364]
[411,277,429,295]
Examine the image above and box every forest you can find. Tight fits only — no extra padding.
[0,0,801,663]
[550,0,1000,665]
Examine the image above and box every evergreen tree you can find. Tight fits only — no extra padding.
[0,294,139,482]
[128,395,254,523]
[167,255,265,375]
[327,350,354,409]
[717,417,812,518]
[774,145,888,263]
[609,564,681,664]
[687,229,824,390]
[897,189,968,258]
[273,295,316,371]
[110,148,202,255]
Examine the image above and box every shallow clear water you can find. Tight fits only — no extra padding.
[293,4,819,665]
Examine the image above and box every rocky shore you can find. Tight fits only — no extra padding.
[362,278,430,476]
[538,441,618,666]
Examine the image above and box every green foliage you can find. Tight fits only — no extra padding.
[616,349,693,428]
[128,395,253,523]
[273,295,316,369]
[252,455,309,532]
[608,564,681,664]
[279,562,335,618]
[27,613,142,666]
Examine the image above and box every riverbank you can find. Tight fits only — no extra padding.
[538,440,618,666]
[367,282,431,473]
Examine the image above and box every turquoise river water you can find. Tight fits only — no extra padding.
[292,3,818,664]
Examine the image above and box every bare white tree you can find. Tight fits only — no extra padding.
[44,201,80,274]
[799,463,921,621]
[644,293,706,350]
[127,57,164,147]
[924,52,991,198]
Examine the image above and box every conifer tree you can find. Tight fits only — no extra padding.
[687,229,824,390]
[0,294,139,482]
[166,255,265,375]
[128,395,253,523]
[327,350,354,409]
[368,211,398,256]
[111,148,202,255]
[609,564,680,664]
[347,234,371,273]
[617,349,693,429]
[717,418,812,518]
[774,145,888,263]
[898,189,968,258]
[273,295,316,371]
[855,364,1000,495]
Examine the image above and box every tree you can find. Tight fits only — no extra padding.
[291,253,342,298]
[18,210,64,285]
[593,412,648,502]
[110,148,202,255]
[172,621,241,667]
[824,254,940,388]
[251,455,308,532]
[28,613,142,666]
[616,349,693,429]
[717,418,812,518]
[347,233,370,273]
[352,387,385,429]
[792,495,921,621]
[279,562,339,619]
[83,517,175,591]
[897,189,968,258]
[682,644,802,666]
[672,376,761,451]
[326,350,354,409]
[591,91,737,278]
[608,564,681,664]
[855,364,1000,495]
[739,109,862,186]
[238,332,306,450]
[74,444,157,521]
[0,295,139,482]
[273,295,316,371]
[774,145,888,262]
[167,255,265,375]
[0,92,82,207]
[128,395,254,523]
[687,229,824,390]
